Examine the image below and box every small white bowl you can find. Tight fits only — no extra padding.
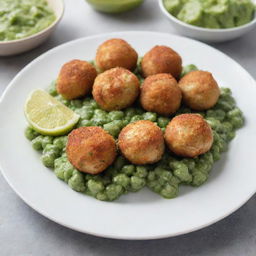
[159,0,256,43]
[0,0,64,56]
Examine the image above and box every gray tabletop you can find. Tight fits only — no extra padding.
[1,0,256,255]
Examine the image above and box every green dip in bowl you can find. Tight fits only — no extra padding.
[0,0,56,42]
[85,0,144,14]
[163,0,255,29]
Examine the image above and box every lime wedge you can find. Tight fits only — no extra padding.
[24,89,80,136]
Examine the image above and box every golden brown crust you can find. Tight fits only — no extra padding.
[92,67,140,111]
[66,127,117,174]
[56,59,97,100]
[165,114,213,158]
[178,70,220,110]
[140,73,182,116]
[141,45,182,79]
[118,120,165,165]
[95,38,138,72]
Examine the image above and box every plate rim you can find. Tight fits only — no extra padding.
[0,31,256,240]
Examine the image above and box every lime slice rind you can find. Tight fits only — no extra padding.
[24,89,80,136]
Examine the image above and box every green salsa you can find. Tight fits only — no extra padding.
[86,0,144,14]
[0,0,56,41]
[163,0,255,29]
[25,64,244,202]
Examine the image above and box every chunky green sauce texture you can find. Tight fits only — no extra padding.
[163,0,255,29]
[0,0,56,41]
[25,64,244,201]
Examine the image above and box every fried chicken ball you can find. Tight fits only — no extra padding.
[165,114,213,158]
[66,127,117,174]
[178,70,220,110]
[92,67,140,111]
[95,38,138,72]
[57,59,97,100]
[118,120,165,165]
[141,45,182,79]
[140,73,182,116]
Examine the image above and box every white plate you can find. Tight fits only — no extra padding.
[0,31,256,240]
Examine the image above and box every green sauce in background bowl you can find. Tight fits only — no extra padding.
[85,0,144,14]
[159,0,256,42]
[0,0,56,42]
[163,0,255,29]
[0,0,64,56]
